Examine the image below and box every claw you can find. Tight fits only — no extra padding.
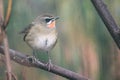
[26,56,37,63]
[46,59,52,71]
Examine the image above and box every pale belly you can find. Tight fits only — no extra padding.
[26,35,57,52]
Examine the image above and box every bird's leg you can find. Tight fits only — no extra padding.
[26,50,37,63]
[46,51,52,71]
[33,50,37,58]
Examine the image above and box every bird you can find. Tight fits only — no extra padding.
[20,14,59,70]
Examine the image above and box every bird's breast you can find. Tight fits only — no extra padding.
[26,33,57,52]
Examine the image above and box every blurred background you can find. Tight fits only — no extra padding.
[0,0,120,80]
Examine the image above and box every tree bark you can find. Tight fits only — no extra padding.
[91,0,120,49]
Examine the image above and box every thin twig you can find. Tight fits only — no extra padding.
[0,0,4,44]
[91,0,120,49]
[4,0,12,29]
[0,46,89,80]
[11,72,17,80]
[2,0,13,80]
[3,32,12,80]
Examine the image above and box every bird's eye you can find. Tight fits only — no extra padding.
[45,18,51,23]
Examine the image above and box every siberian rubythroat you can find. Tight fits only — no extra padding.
[20,14,59,69]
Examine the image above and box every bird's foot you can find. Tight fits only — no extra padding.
[45,59,53,71]
[26,56,38,63]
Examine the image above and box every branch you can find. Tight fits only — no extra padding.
[0,46,89,80]
[4,0,12,29]
[91,0,120,49]
[0,0,4,44]
[1,0,13,80]
[3,32,12,80]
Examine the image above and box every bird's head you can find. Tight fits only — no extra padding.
[33,15,59,28]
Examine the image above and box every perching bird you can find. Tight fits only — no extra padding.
[20,14,59,70]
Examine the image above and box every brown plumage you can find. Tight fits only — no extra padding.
[20,14,59,70]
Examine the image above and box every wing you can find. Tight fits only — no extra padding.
[19,24,34,34]
[19,24,34,41]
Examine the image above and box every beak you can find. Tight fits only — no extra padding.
[55,16,59,20]
[54,16,59,20]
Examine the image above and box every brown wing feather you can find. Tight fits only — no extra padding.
[19,24,34,34]
[19,24,34,41]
